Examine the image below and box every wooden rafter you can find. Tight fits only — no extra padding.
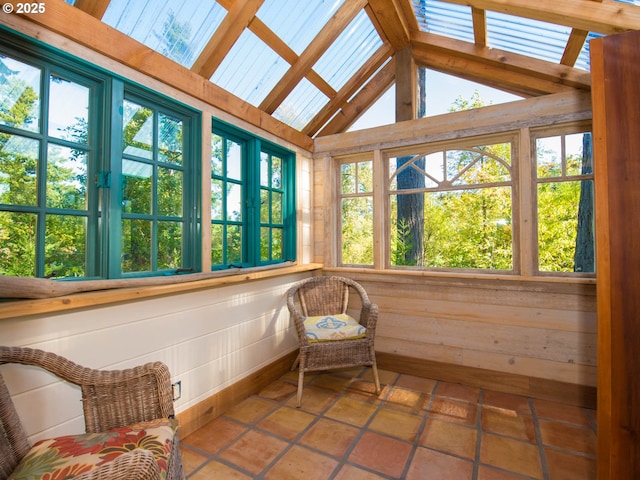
[471,7,488,47]
[259,0,367,114]
[561,28,590,67]
[191,0,264,79]
[304,43,394,137]
[440,0,640,34]
[412,30,591,97]
[73,0,110,19]
[316,58,396,137]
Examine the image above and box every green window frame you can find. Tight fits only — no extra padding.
[0,30,201,280]
[211,119,295,269]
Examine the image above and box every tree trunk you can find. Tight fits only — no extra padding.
[574,133,594,272]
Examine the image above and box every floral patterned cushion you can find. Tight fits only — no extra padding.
[9,417,177,480]
[303,313,366,342]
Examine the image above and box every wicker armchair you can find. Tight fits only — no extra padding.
[286,276,381,407]
[0,346,184,480]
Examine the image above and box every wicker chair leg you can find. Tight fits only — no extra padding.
[296,367,305,408]
[372,363,381,395]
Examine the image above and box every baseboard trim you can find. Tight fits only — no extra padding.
[176,350,298,438]
[376,351,597,409]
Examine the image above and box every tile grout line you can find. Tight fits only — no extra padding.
[530,397,551,480]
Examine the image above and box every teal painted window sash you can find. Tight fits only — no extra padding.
[211,119,295,270]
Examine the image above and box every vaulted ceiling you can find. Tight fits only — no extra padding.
[10,0,640,150]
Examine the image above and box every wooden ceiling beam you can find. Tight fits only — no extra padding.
[191,0,264,79]
[73,0,110,19]
[412,30,591,96]
[367,0,412,49]
[440,0,640,34]
[304,43,394,137]
[561,28,590,67]
[316,58,396,137]
[17,0,313,150]
[259,0,367,114]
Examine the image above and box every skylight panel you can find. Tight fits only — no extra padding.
[413,0,474,43]
[257,0,344,55]
[273,78,328,131]
[486,12,570,64]
[314,10,382,91]
[102,0,225,68]
[210,30,288,107]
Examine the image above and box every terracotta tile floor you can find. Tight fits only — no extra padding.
[180,368,597,479]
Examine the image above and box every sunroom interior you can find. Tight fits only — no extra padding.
[1,0,639,478]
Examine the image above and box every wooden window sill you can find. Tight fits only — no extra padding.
[0,263,322,320]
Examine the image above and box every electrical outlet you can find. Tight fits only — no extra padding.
[171,380,182,401]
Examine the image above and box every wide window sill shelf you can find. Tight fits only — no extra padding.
[0,263,323,320]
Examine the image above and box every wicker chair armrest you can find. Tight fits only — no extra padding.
[0,347,174,433]
[74,449,162,480]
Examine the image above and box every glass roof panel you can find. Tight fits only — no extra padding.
[273,78,328,130]
[486,11,570,64]
[102,0,225,68]
[413,0,474,43]
[314,10,382,91]
[210,29,289,107]
[257,0,344,55]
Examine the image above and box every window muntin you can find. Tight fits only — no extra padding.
[534,130,594,274]
[388,141,514,270]
[211,121,295,269]
[0,38,200,280]
[339,159,373,266]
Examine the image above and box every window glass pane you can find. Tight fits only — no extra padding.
[158,113,183,165]
[341,162,356,194]
[47,144,87,209]
[0,56,41,132]
[211,134,223,176]
[122,159,152,214]
[158,166,182,216]
[271,155,282,188]
[211,178,223,220]
[565,133,585,176]
[0,134,39,206]
[122,218,151,272]
[226,139,241,180]
[448,146,511,185]
[272,191,283,223]
[271,227,283,260]
[226,183,242,221]
[260,151,269,187]
[260,188,269,223]
[538,180,594,273]
[260,226,269,261]
[357,161,373,192]
[0,211,36,276]
[48,74,89,143]
[157,220,182,269]
[390,187,513,269]
[45,214,86,277]
[123,100,153,159]
[211,223,223,265]
[227,224,242,264]
[536,136,562,178]
[341,196,373,265]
